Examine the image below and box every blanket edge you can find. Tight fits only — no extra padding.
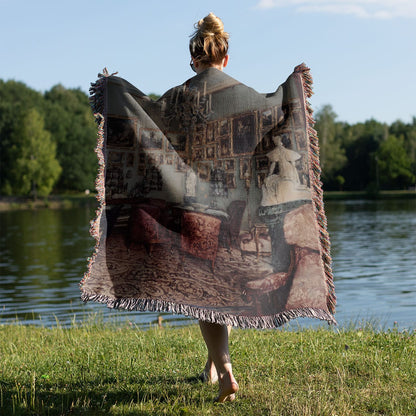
[80,290,337,328]
[295,63,336,315]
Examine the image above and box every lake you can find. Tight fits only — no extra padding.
[0,198,415,330]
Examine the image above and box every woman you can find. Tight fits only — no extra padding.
[188,12,239,403]
[83,11,336,406]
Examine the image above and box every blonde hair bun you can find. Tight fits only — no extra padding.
[196,12,229,39]
[189,13,229,65]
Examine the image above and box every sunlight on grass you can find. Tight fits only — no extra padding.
[0,317,415,415]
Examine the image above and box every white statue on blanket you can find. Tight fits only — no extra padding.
[261,135,310,206]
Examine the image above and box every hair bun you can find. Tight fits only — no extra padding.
[197,12,228,38]
[189,13,229,65]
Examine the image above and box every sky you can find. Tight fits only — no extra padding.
[1,0,415,125]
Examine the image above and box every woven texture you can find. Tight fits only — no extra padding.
[80,64,336,328]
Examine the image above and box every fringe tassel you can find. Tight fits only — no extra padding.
[79,70,110,290]
[295,63,336,315]
[80,291,337,329]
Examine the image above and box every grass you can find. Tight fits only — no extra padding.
[0,319,415,415]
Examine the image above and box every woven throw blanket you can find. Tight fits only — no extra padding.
[80,64,336,328]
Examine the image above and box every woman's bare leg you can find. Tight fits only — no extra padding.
[201,325,232,384]
[199,326,231,384]
[199,321,239,402]
[201,354,218,383]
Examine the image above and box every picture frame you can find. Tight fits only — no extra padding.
[223,158,235,172]
[219,137,231,157]
[292,110,303,128]
[107,151,123,165]
[165,154,175,165]
[239,157,252,180]
[141,128,163,150]
[261,108,274,131]
[255,156,269,171]
[218,119,230,136]
[193,147,205,161]
[166,132,187,152]
[232,113,257,154]
[107,117,136,148]
[205,145,216,160]
[197,162,211,181]
[226,173,236,189]
[295,130,308,150]
[206,122,217,143]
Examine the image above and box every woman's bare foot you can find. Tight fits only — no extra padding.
[199,358,218,383]
[215,372,239,403]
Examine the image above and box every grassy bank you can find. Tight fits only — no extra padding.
[0,321,415,415]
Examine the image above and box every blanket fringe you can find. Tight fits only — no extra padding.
[295,63,336,315]
[80,290,337,328]
[79,71,109,289]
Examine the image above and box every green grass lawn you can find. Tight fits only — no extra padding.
[0,319,415,415]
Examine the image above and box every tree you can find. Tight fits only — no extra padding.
[0,80,45,194]
[314,105,347,188]
[10,108,62,197]
[341,119,388,191]
[376,135,415,189]
[44,85,97,191]
[148,93,161,101]
[389,118,416,181]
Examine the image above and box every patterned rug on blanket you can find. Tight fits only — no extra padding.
[80,64,336,328]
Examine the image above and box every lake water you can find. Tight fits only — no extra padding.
[0,198,415,330]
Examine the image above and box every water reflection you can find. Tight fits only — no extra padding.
[324,199,416,329]
[0,199,415,329]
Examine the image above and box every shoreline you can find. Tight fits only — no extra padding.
[0,190,415,211]
[0,194,98,211]
[323,190,416,201]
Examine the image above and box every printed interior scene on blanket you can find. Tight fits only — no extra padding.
[81,64,336,329]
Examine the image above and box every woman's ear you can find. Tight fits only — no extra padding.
[223,55,229,68]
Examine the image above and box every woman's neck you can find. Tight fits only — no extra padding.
[195,63,223,74]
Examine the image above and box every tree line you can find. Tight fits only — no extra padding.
[0,80,97,198]
[315,105,415,191]
[0,80,415,197]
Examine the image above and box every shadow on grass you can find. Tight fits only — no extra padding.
[1,374,210,416]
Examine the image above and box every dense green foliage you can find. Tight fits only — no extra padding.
[1,79,415,197]
[0,80,97,197]
[9,108,62,197]
[0,321,414,415]
[315,105,416,191]
[43,85,98,192]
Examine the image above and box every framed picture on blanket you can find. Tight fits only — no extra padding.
[232,113,257,154]
[107,117,136,148]
[197,162,211,181]
[239,157,252,180]
[140,128,163,150]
